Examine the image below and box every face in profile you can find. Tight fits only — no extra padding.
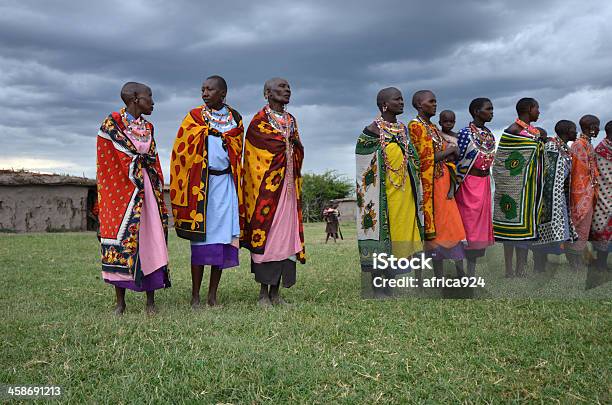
[529,103,540,122]
[136,87,154,115]
[419,92,437,116]
[266,79,291,105]
[384,89,404,115]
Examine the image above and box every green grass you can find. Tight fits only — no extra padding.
[0,223,610,403]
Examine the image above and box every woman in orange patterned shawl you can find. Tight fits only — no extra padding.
[568,115,600,269]
[408,90,466,278]
[241,78,305,306]
[170,76,243,308]
[97,82,170,315]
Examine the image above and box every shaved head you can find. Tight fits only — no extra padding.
[376,87,401,109]
[264,77,288,94]
[439,110,455,119]
[205,75,227,92]
[579,114,600,131]
[606,120,612,136]
[411,90,433,109]
[120,82,150,105]
[554,120,576,136]
[516,98,538,115]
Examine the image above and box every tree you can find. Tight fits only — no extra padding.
[301,170,353,222]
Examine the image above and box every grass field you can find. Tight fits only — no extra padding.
[0,222,610,403]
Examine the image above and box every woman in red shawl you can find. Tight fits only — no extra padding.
[96,82,170,315]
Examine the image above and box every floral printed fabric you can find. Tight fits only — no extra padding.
[240,107,305,263]
[169,105,243,241]
[96,108,168,283]
[408,119,435,240]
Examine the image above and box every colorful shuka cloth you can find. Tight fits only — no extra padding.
[356,125,423,272]
[170,105,243,239]
[569,134,599,251]
[492,130,544,240]
[591,138,611,251]
[170,105,244,269]
[409,117,465,258]
[408,118,435,239]
[455,124,496,253]
[241,106,305,285]
[97,108,170,290]
[535,137,578,247]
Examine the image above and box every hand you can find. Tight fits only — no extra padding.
[445,145,459,158]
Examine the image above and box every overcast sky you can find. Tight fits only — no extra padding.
[1,0,611,181]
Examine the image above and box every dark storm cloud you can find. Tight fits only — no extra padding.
[0,0,611,178]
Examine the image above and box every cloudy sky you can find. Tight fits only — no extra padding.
[1,0,611,181]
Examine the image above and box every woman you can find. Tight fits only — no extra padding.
[97,82,170,315]
[532,120,578,269]
[356,87,423,296]
[492,98,544,277]
[241,78,305,306]
[170,75,243,308]
[408,90,466,278]
[455,98,496,276]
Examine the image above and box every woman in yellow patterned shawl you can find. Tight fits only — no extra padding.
[170,75,243,308]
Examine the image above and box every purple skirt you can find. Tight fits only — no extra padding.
[191,243,239,269]
[104,266,170,292]
[426,243,465,260]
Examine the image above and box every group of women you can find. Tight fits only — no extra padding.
[356,87,610,293]
[95,77,610,312]
[96,77,304,314]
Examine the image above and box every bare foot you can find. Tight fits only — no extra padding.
[191,296,201,310]
[258,296,272,308]
[146,303,157,315]
[207,296,223,308]
[270,295,289,306]
[114,304,126,316]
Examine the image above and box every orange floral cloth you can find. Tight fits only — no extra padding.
[240,107,305,262]
[408,119,436,239]
[569,135,599,249]
[169,105,243,241]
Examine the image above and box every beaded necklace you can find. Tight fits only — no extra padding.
[469,122,496,167]
[551,136,572,169]
[376,117,410,190]
[515,119,540,139]
[265,104,295,191]
[416,115,445,178]
[202,105,234,126]
[120,108,151,143]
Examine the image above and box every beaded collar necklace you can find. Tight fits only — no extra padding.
[515,119,540,139]
[265,105,293,138]
[416,115,444,146]
[202,104,234,126]
[120,107,151,143]
[468,122,496,154]
[375,117,410,190]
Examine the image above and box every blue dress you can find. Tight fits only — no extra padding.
[190,106,240,269]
